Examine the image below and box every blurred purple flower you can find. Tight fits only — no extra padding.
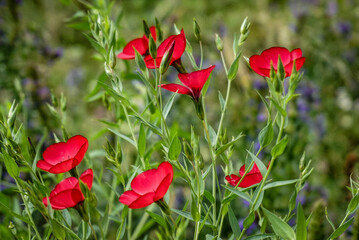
[326,0,338,17]
[253,79,267,91]
[336,21,351,39]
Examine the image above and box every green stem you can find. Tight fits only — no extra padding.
[127,209,132,240]
[249,115,285,214]
[14,178,42,240]
[214,79,232,146]
[199,40,203,69]
[220,51,228,75]
[88,221,98,240]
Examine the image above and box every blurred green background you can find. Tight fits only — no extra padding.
[1,0,359,238]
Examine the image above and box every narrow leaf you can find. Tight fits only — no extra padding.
[262,208,295,240]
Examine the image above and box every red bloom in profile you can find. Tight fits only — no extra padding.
[117,26,157,60]
[144,29,186,69]
[225,163,264,188]
[43,169,93,210]
[249,47,306,78]
[160,65,215,101]
[37,135,88,174]
[119,162,173,209]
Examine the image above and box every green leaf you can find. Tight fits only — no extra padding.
[171,209,211,225]
[263,179,299,191]
[296,203,307,240]
[270,97,287,117]
[325,207,335,231]
[243,212,255,229]
[202,72,212,96]
[328,217,354,239]
[347,193,359,214]
[131,115,162,136]
[1,151,19,179]
[191,198,200,222]
[146,210,167,228]
[215,133,244,156]
[203,190,215,204]
[228,206,241,238]
[138,124,146,157]
[222,185,252,203]
[258,121,273,148]
[108,128,136,147]
[51,218,66,240]
[218,91,225,112]
[271,135,288,158]
[246,150,267,177]
[262,208,295,240]
[0,201,31,224]
[227,52,241,81]
[244,234,275,240]
[256,90,271,117]
[163,93,177,119]
[251,187,264,211]
[168,136,181,160]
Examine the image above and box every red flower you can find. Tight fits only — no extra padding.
[160,65,215,101]
[144,29,186,69]
[43,169,93,210]
[119,162,173,209]
[117,26,157,60]
[37,135,88,174]
[249,47,306,78]
[225,163,264,188]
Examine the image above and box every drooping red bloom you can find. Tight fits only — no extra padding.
[249,47,306,78]
[117,26,157,60]
[37,135,88,174]
[160,65,215,101]
[144,29,186,69]
[119,162,173,209]
[43,169,93,210]
[225,163,264,188]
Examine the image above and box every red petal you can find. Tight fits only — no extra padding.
[171,30,186,62]
[260,47,291,67]
[80,169,94,190]
[119,190,140,206]
[154,173,172,201]
[46,177,84,210]
[129,192,156,209]
[291,48,303,59]
[117,38,149,60]
[160,84,192,96]
[149,26,157,42]
[249,55,270,77]
[156,35,177,57]
[131,162,173,195]
[239,163,260,176]
[239,173,262,188]
[36,160,53,172]
[225,174,241,187]
[284,57,306,77]
[178,65,215,99]
[40,135,88,174]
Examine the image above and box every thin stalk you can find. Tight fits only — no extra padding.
[199,41,203,69]
[249,115,285,213]
[220,51,228,75]
[14,178,42,240]
[214,79,232,146]
[132,205,154,239]
[127,209,132,240]
[82,221,87,240]
[88,221,98,240]
[194,166,203,240]
[201,112,217,229]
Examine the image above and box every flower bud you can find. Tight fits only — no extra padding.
[75,202,89,222]
[195,98,204,120]
[240,17,250,35]
[155,18,163,41]
[277,56,285,81]
[193,18,201,41]
[7,100,18,130]
[134,49,147,73]
[109,46,116,69]
[50,89,58,107]
[198,155,204,170]
[182,138,194,161]
[8,221,16,235]
[60,93,67,112]
[215,33,223,51]
[142,20,151,38]
[159,42,175,75]
[148,35,157,59]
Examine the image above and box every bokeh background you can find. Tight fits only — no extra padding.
[1,0,359,238]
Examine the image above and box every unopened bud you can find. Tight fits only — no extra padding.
[143,20,151,38]
[277,56,285,81]
[134,49,147,73]
[182,138,194,161]
[155,18,163,41]
[198,155,204,170]
[148,35,157,59]
[60,93,67,112]
[159,42,175,75]
[193,18,201,41]
[215,33,223,51]
[50,89,58,107]
[195,98,204,120]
